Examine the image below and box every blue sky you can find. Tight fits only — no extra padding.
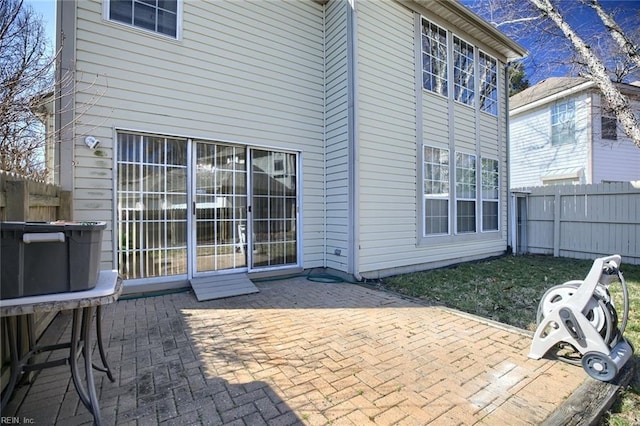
[26,0,55,45]
[25,0,640,85]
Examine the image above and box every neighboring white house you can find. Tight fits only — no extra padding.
[51,0,525,292]
[509,77,640,188]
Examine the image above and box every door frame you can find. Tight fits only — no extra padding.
[188,141,302,278]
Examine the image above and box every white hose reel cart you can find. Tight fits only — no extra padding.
[529,254,634,382]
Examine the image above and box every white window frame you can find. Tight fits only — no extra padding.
[104,0,182,39]
[478,51,498,116]
[455,152,476,234]
[421,18,448,98]
[551,100,576,145]
[423,146,450,236]
[481,157,499,232]
[452,36,475,107]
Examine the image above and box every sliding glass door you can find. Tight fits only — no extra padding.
[117,134,299,280]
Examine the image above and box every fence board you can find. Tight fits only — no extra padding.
[0,171,72,396]
[519,182,640,265]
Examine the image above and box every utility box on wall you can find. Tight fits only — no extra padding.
[0,222,106,299]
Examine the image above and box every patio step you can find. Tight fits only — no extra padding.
[190,274,259,301]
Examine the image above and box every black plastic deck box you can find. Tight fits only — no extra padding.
[0,221,106,300]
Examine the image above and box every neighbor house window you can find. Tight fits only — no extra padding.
[108,0,179,38]
[424,146,450,235]
[601,116,617,140]
[453,36,475,106]
[481,158,499,231]
[551,100,576,145]
[456,152,476,233]
[422,19,448,97]
[478,52,498,115]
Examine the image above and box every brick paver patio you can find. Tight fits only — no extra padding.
[7,276,591,425]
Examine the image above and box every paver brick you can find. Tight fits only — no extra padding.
[7,277,592,425]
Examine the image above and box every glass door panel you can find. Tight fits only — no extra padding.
[194,142,247,273]
[116,134,188,279]
[250,150,298,269]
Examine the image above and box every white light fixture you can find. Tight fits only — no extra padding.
[84,136,100,149]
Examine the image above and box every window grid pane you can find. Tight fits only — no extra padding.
[478,52,498,115]
[456,152,476,233]
[424,146,449,235]
[109,0,178,38]
[481,158,499,231]
[422,19,448,97]
[453,36,474,106]
[601,116,617,140]
[551,101,576,145]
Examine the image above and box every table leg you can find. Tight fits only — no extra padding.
[69,308,90,409]
[93,305,115,382]
[68,307,103,425]
[82,307,103,426]
[1,317,20,409]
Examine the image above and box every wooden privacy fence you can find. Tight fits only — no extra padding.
[0,171,72,221]
[1,171,72,398]
[517,181,640,265]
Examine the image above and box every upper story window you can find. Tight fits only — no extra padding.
[422,19,448,97]
[478,52,498,115]
[551,100,576,145]
[453,36,474,106]
[421,18,500,114]
[601,116,617,140]
[108,0,179,38]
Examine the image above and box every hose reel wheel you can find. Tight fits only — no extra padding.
[581,351,618,382]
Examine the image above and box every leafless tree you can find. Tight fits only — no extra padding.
[469,0,640,148]
[0,0,54,179]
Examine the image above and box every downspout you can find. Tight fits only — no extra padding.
[323,2,328,268]
[347,0,362,281]
[55,0,76,195]
[505,62,515,254]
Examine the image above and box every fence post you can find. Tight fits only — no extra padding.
[58,190,73,220]
[5,180,29,221]
[553,192,560,257]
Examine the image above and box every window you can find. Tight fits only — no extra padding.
[478,52,498,115]
[551,101,576,145]
[601,116,617,140]
[424,146,450,235]
[422,19,448,97]
[108,0,178,38]
[456,152,476,233]
[481,158,499,231]
[453,36,475,106]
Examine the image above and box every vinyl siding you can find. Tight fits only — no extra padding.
[356,2,509,277]
[591,94,640,183]
[510,93,591,188]
[423,94,449,146]
[325,0,350,272]
[355,0,417,275]
[72,0,325,269]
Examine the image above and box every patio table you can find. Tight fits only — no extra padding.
[0,270,122,426]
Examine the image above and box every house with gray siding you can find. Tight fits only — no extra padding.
[509,77,640,188]
[51,0,525,293]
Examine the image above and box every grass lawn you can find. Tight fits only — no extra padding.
[381,254,640,426]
